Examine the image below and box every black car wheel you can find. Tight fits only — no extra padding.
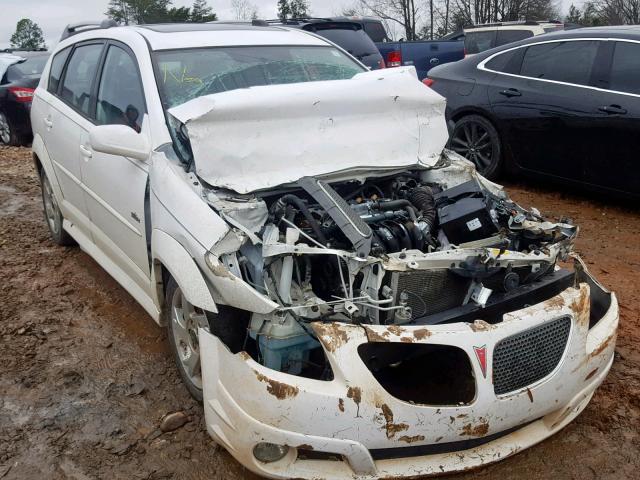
[0,111,18,146]
[449,115,502,179]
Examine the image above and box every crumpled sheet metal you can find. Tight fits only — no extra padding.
[169,67,448,193]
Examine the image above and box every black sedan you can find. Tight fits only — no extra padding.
[427,26,640,197]
[0,51,49,146]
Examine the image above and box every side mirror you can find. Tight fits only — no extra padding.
[89,124,150,161]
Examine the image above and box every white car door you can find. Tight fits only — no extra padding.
[39,42,104,238]
[79,42,152,293]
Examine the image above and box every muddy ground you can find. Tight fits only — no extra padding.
[0,145,638,480]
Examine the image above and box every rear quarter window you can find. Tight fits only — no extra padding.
[465,31,496,54]
[308,27,379,57]
[495,30,533,47]
[363,21,388,42]
[484,47,524,74]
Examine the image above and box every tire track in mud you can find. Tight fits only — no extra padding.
[1,145,639,480]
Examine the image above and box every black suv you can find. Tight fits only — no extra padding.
[428,26,640,197]
[265,18,385,70]
[0,50,50,145]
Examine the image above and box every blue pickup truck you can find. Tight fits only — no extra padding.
[266,17,464,80]
[333,16,465,80]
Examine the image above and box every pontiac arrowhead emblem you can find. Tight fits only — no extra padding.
[474,345,488,378]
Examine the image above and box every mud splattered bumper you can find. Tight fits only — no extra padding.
[199,270,618,479]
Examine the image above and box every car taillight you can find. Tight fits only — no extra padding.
[377,58,386,69]
[8,87,35,102]
[386,51,402,68]
[422,78,434,87]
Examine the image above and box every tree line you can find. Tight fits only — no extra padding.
[106,0,217,25]
[350,0,640,40]
[566,0,640,26]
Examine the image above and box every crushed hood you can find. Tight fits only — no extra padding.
[168,67,448,193]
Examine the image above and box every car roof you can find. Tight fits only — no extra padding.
[134,24,327,50]
[466,25,640,62]
[58,22,329,52]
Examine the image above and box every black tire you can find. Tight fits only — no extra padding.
[40,169,75,246]
[165,276,248,402]
[449,115,502,180]
[0,110,22,146]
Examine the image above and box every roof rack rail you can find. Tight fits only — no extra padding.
[465,19,564,29]
[1,47,48,53]
[60,19,118,41]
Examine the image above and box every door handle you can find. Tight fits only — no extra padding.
[598,104,627,115]
[79,144,92,159]
[43,117,53,128]
[499,88,522,98]
[430,57,440,65]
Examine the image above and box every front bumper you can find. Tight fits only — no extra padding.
[200,269,618,479]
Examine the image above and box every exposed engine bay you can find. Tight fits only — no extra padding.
[204,156,577,379]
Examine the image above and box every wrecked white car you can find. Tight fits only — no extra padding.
[32,22,618,479]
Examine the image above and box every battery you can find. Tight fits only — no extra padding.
[435,180,499,244]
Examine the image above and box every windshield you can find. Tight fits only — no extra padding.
[154,45,365,109]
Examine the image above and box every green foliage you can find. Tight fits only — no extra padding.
[191,0,217,22]
[564,2,606,26]
[106,0,217,24]
[9,18,46,50]
[277,0,309,21]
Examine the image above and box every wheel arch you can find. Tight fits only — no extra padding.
[448,108,516,173]
[151,229,219,326]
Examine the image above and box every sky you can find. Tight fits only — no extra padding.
[0,0,576,50]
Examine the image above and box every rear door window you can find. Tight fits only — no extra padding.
[520,40,599,86]
[464,31,496,54]
[48,47,71,94]
[608,41,640,95]
[60,43,103,115]
[96,45,146,132]
[495,30,533,47]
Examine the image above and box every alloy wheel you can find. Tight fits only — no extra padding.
[0,112,10,144]
[42,175,60,235]
[170,287,209,390]
[450,121,495,173]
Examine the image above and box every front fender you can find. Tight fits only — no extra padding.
[152,229,218,314]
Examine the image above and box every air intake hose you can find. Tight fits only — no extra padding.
[272,194,328,245]
[407,186,436,234]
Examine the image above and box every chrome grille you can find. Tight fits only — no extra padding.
[493,316,571,395]
[390,270,470,320]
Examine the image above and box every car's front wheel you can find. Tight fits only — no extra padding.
[449,115,502,179]
[165,276,250,402]
[166,277,210,401]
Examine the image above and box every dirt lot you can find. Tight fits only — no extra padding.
[1,145,638,480]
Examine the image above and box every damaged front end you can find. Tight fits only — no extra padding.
[164,68,617,478]
[205,154,578,379]
[197,153,618,479]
